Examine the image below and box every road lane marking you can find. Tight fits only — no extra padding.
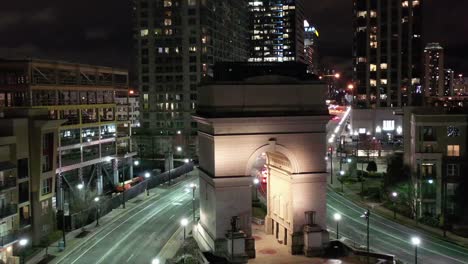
[169,214,175,220]
[327,193,468,263]
[56,177,195,264]
[126,254,134,262]
[327,190,468,256]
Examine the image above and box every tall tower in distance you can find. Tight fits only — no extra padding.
[249,0,305,63]
[304,20,320,74]
[352,0,423,109]
[133,0,249,158]
[423,43,445,97]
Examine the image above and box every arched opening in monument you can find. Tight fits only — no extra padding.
[250,151,295,248]
[250,152,268,199]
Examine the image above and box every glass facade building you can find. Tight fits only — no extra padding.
[134,0,249,157]
[248,0,305,63]
[353,0,423,108]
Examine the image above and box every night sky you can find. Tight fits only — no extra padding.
[1,0,467,76]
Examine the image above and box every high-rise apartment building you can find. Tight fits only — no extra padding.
[134,0,249,158]
[249,0,305,63]
[0,59,136,243]
[304,20,319,74]
[423,43,445,97]
[352,0,423,108]
[444,69,454,97]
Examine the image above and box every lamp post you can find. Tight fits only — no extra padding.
[151,258,160,264]
[181,218,189,262]
[361,209,371,263]
[334,213,342,239]
[19,238,28,264]
[253,178,260,200]
[190,183,197,221]
[94,197,100,227]
[392,192,398,219]
[411,236,421,264]
[145,172,151,196]
[328,147,334,184]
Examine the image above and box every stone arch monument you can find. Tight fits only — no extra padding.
[193,71,330,261]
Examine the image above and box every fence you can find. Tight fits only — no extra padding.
[67,162,195,230]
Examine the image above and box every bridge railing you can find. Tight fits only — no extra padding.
[67,162,195,230]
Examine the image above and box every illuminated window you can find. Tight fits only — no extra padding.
[370,79,377,87]
[143,94,149,110]
[357,57,367,63]
[140,29,149,37]
[164,0,172,7]
[381,79,388,85]
[370,64,377,72]
[164,19,172,26]
[381,63,388,70]
[357,11,367,18]
[447,145,460,157]
[382,120,395,131]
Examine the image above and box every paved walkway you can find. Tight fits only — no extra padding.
[249,223,360,264]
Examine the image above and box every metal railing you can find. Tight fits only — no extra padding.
[0,178,17,191]
[0,231,18,247]
[67,162,195,231]
[0,204,18,218]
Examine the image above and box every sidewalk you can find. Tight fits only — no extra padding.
[27,175,194,264]
[249,223,360,264]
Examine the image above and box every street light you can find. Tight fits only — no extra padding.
[428,179,434,184]
[339,170,345,176]
[181,218,189,263]
[184,158,190,163]
[361,210,371,256]
[94,197,100,227]
[333,213,342,239]
[347,158,352,163]
[19,238,28,264]
[181,218,189,240]
[134,160,140,166]
[253,178,260,200]
[144,172,151,196]
[176,146,182,152]
[189,183,197,221]
[392,192,398,219]
[77,183,84,190]
[151,258,160,264]
[411,236,421,264]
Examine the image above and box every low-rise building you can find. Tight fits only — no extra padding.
[0,59,136,244]
[404,107,467,225]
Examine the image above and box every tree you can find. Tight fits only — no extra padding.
[394,181,418,220]
[366,161,377,173]
[384,153,410,189]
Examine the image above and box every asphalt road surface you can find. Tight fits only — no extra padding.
[54,177,196,264]
[327,189,468,264]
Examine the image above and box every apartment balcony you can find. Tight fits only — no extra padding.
[0,204,18,219]
[0,231,18,247]
[0,178,17,192]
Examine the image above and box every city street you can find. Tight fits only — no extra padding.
[326,108,468,263]
[327,189,468,264]
[52,177,196,264]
